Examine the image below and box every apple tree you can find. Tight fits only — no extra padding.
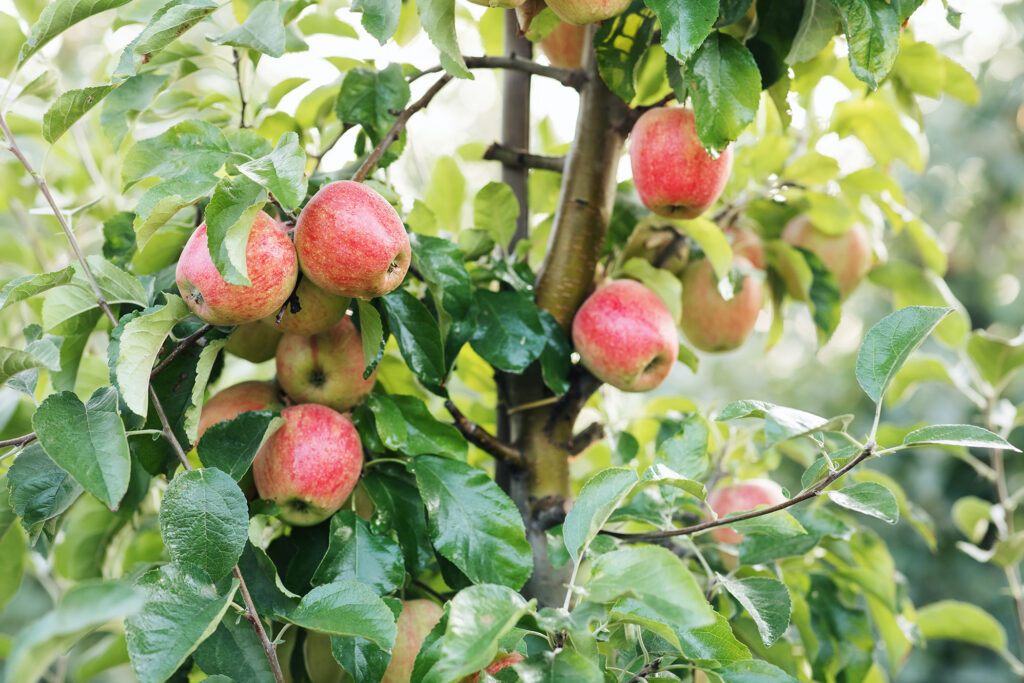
[0,0,1021,681]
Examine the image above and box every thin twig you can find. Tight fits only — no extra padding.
[233,49,247,128]
[310,123,355,175]
[150,324,213,378]
[484,142,565,172]
[0,432,36,449]
[351,74,453,183]
[445,399,524,468]
[233,566,286,683]
[626,656,664,682]
[410,56,586,90]
[605,443,875,541]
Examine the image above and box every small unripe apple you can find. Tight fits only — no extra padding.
[252,403,363,526]
[781,216,872,299]
[539,21,586,69]
[225,322,283,363]
[381,600,444,683]
[707,479,787,545]
[725,226,766,270]
[680,257,763,353]
[294,181,411,299]
[176,211,298,325]
[197,380,281,441]
[466,0,525,7]
[544,0,630,25]
[630,108,733,219]
[263,277,350,336]
[572,280,679,392]
[276,317,377,412]
[464,651,526,682]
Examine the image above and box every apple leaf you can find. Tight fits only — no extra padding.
[194,612,276,683]
[410,234,472,339]
[114,0,219,79]
[7,442,83,536]
[711,660,801,682]
[336,64,411,143]
[469,289,546,374]
[369,394,467,459]
[417,0,471,78]
[361,465,435,576]
[594,0,659,102]
[42,84,118,144]
[286,581,397,649]
[738,507,851,565]
[198,411,279,481]
[101,72,171,148]
[917,600,1008,653]
[512,648,604,681]
[203,174,268,286]
[855,305,952,404]
[902,424,1020,452]
[965,329,1024,388]
[352,0,401,44]
[473,182,519,249]
[312,511,405,594]
[827,481,899,524]
[182,338,226,444]
[237,132,308,211]
[122,119,231,190]
[355,300,386,379]
[208,0,286,58]
[687,32,762,152]
[562,467,638,564]
[719,575,792,647]
[832,0,900,90]
[380,289,447,395]
[19,0,132,64]
[0,266,75,313]
[642,0,717,63]
[0,346,52,387]
[538,309,572,395]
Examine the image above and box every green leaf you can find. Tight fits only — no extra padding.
[114,0,220,78]
[7,442,83,534]
[831,98,923,170]
[763,406,850,446]
[101,72,170,148]
[594,0,658,102]
[159,468,249,580]
[902,424,1020,452]
[917,600,1007,652]
[194,612,275,683]
[719,576,792,648]
[182,338,227,444]
[422,584,530,683]
[123,118,231,189]
[473,182,519,248]
[312,511,405,594]
[369,394,468,458]
[236,542,300,619]
[469,289,546,373]
[738,506,851,564]
[0,524,25,613]
[586,546,716,630]
[410,234,472,338]
[42,84,117,144]
[538,310,572,395]
[826,481,899,523]
[638,463,706,500]
[417,0,471,78]
[787,0,840,63]
[331,631,393,683]
[336,64,411,143]
[19,0,132,64]
[198,411,280,481]
[512,648,603,682]
[356,299,385,378]
[209,0,285,57]
[966,329,1024,388]
[111,295,190,417]
[676,610,751,663]
[33,387,131,510]
[725,510,806,538]
[286,580,397,649]
[352,0,400,43]
[7,580,143,683]
[562,467,638,564]
[643,0,717,62]
[687,32,762,151]
[0,265,75,313]
[832,0,900,89]
[380,289,447,394]
[125,562,240,683]
[409,455,532,589]
[103,211,137,267]
[855,305,952,404]
[237,132,308,211]
[716,399,776,421]
[0,347,50,386]
[619,258,683,322]
[711,659,800,682]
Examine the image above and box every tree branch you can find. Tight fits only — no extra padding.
[150,324,214,378]
[484,142,565,173]
[351,74,453,184]
[564,422,604,455]
[501,20,533,251]
[445,400,524,468]
[0,432,37,449]
[311,123,355,175]
[605,443,876,542]
[233,48,247,128]
[233,566,286,683]
[410,56,586,90]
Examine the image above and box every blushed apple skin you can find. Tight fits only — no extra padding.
[466,0,526,7]
[176,211,298,325]
[276,316,377,412]
[464,651,526,682]
[295,181,411,299]
[252,403,363,526]
[381,600,444,683]
[781,216,873,299]
[630,108,733,219]
[545,0,630,25]
[572,280,679,392]
[680,257,763,353]
[725,226,766,270]
[197,380,281,441]
[225,322,282,363]
[263,277,350,336]
[539,21,586,69]
[707,479,787,545]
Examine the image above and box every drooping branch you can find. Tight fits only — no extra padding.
[410,56,586,90]
[0,432,37,448]
[445,400,524,468]
[485,142,565,173]
[605,444,876,542]
[150,324,214,378]
[351,74,453,183]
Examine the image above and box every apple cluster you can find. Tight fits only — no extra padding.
[180,180,409,527]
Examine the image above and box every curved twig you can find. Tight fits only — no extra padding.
[151,324,214,378]
[410,56,587,90]
[445,399,525,468]
[0,432,37,449]
[484,142,565,172]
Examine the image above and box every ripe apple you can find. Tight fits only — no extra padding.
[252,403,363,526]
[464,652,526,682]
[294,180,411,299]
[680,257,763,353]
[707,479,787,545]
[725,225,766,270]
[381,600,444,683]
[781,215,873,299]
[572,279,679,392]
[224,322,283,363]
[197,380,281,441]
[176,211,298,325]
[263,277,350,336]
[466,0,525,7]
[630,108,733,219]
[544,0,630,25]
[276,316,377,412]
[539,21,586,69]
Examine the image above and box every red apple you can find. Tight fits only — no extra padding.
[572,279,679,392]
[725,226,766,270]
[539,22,586,69]
[294,181,411,299]
[630,108,733,219]
[707,479,787,545]
[176,211,298,325]
[680,257,763,353]
[544,0,630,25]
[263,277,350,336]
[224,322,283,363]
[276,316,377,412]
[464,652,526,682]
[381,600,444,683]
[781,216,873,299]
[197,381,281,441]
[252,403,363,526]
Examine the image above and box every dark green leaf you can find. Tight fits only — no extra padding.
[717,0,753,26]
[331,632,393,683]
[469,289,546,373]
[237,132,308,210]
[380,289,447,394]
[687,32,762,151]
[787,0,840,63]
[903,424,1020,452]
[855,306,952,403]
[199,411,280,480]
[725,510,806,538]
[831,0,900,89]
[595,0,658,102]
[512,648,603,682]
[122,118,231,189]
[369,394,467,458]
[801,248,842,344]
[312,511,405,594]
[114,0,219,78]
[42,84,117,143]
[102,211,137,267]
[644,0,717,62]
[237,542,301,619]
[353,0,400,43]
[417,0,471,78]
[19,0,132,63]
[204,174,268,286]
[7,442,83,534]
[209,0,285,57]
[356,299,385,378]
[194,611,276,683]
[711,659,800,682]
[538,310,571,395]
[738,506,851,564]
[336,64,411,143]
[286,580,397,649]
[362,466,434,576]
[410,234,472,338]
[827,481,899,523]
[0,265,75,313]
[563,467,638,563]
[719,575,792,647]
[0,346,50,386]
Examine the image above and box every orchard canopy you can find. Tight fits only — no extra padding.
[3,0,1024,682]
